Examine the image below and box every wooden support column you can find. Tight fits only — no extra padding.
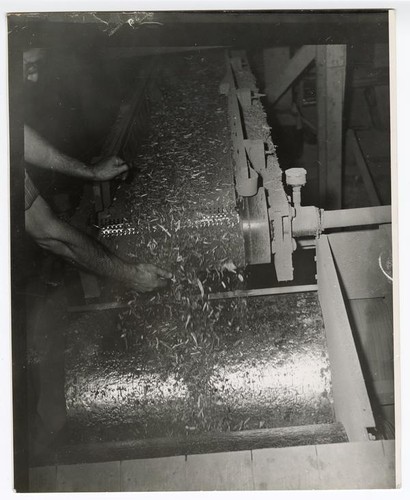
[316,45,347,209]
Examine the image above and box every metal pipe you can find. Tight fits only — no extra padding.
[322,205,391,230]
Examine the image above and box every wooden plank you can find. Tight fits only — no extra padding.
[208,283,318,300]
[317,235,375,441]
[268,45,316,106]
[252,445,321,490]
[382,439,396,485]
[185,450,253,491]
[348,297,394,406]
[56,461,120,492]
[39,424,346,467]
[316,45,346,209]
[381,439,395,456]
[121,455,186,492]
[327,226,392,300]
[316,440,395,489]
[29,465,57,493]
[346,129,381,206]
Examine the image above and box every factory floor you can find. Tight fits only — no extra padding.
[29,439,395,491]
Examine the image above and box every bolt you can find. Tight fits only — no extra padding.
[285,168,307,208]
[285,168,307,187]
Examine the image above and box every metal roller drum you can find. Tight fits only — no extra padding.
[64,293,336,444]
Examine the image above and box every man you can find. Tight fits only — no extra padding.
[23,48,171,292]
[24,126,172,292]
[23,48,172,292]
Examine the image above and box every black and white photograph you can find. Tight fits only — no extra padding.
[4,5,403,494]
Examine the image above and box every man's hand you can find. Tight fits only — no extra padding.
[130,264,173,293]
[92,156,129,182]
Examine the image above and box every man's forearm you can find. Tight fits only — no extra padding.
[26,195,171,292]
[44,220,135,284]
[25,194,135,284]
[24,125,95,180]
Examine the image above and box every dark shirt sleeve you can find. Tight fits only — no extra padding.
[24,170,39,210]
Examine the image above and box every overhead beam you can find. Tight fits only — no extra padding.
[267,45,316,107]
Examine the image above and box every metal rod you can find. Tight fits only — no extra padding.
[322,205,391,230]
[207,283,318,300]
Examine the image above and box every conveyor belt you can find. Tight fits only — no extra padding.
[103,50,245,274]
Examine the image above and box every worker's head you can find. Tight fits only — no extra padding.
[23,48,45,83]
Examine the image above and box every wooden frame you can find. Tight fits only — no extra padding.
[316,234,375,441]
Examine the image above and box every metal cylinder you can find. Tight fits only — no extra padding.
[292,206,321,237]
[322,205,391,230]
[64,293,336,445]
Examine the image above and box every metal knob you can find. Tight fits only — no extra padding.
[285,168,307,187]
[285,168,307,208]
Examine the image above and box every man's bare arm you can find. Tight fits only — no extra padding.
[24,125,129,181]
[25,194,171,292]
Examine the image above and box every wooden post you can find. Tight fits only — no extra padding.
[316,45,347,209]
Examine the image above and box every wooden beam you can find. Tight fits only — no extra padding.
[316,44,346,209]
[346,129,381,206]
[33,423,347,466]
[267,45,316,107]
[208,283,318,300]
[317,235,375,441]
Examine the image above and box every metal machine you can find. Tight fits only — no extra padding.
[222,50,392,282]
[27,48,395,491]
